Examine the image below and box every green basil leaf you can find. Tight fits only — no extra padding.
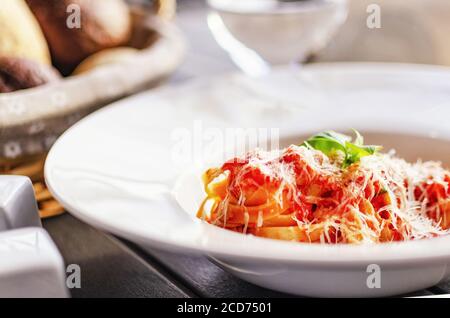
[302,130,381,168]
[305,138,346,157]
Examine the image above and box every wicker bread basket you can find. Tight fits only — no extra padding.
[0,0,182,218]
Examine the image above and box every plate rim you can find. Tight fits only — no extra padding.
[45,62,450,266]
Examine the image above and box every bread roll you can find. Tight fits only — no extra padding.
[73,47,139,75]
[0,56,61,93]
[26,0,132,72]
[0,0,51,65]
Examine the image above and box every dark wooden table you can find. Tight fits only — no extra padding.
[43,0,450,298]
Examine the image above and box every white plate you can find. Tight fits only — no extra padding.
[45,63,450,297]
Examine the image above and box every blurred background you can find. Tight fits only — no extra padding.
[175,0,450,79]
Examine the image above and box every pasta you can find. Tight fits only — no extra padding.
[197,131,450,244]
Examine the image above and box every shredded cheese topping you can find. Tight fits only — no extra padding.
[198,145,450,244]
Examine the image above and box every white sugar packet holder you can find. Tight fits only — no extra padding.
[0,175,68,298]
